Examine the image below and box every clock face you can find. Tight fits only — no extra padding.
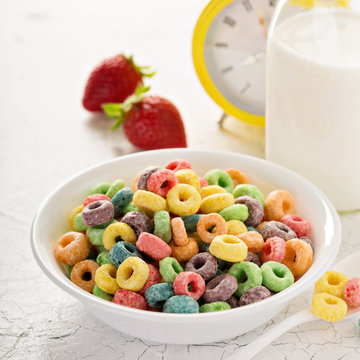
[204,0,276,116]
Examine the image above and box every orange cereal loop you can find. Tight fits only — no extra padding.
[171,217,189,246]
[226,168,249,187]
[131,172,141,193]
[68,205,84,230]
[196,213,228,243]
[70,260,99,292]
[54,232,90,265]
[265,190,296,221]
[257,221,269,232]
[282,238,313,277]
[237,231,264,253]
[170,237,199,263]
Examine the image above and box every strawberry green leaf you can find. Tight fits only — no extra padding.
[122,54,156,78]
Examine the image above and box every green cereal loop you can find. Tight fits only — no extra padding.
[88,182,111,195]
[181,214,203,233]
[96,244,107,253]
[63,264,73,278]
[159,257,184,283]
[86,219,118,245]
[233,184,265,207]
[204,169,234,193]
[261,261,294,292]
[96,251,111,265]
[200,301,231,313]
[163,295,199,313]
[105,179,125,199]
[219,204,249,222]
[229,261,262,297]
[154,211,172,243]
[123,202,145,214]
[93,284,114,301]
[73,213,88,232]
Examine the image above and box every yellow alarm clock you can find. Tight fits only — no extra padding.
[192,0,276,127]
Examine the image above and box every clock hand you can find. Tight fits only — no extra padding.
[238,51,265,68]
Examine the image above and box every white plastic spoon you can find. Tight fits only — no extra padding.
[227,250,360,360]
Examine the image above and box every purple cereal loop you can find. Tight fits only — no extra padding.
[185,252,218,281]
[121,211,153,237]
[261,221,296,241]
[300,236,314,252]
[244,252,262,267]
[239,286,271,306]
[203,274,238,303]
[81,200,114,227]
[226,295,239,308]
[235,195,264,227]
[137,167,159,191]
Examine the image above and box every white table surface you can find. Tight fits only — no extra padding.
[1,0,359,359]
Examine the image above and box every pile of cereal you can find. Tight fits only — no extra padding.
[312,271,360,321]
[53,159,314,313]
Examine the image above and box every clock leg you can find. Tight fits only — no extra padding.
[218,112,227,129]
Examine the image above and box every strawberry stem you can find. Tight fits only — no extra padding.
[123,54,156,78]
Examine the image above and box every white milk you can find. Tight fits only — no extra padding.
[266,8,360,211]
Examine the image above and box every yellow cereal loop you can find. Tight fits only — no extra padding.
[200,193,235,214]
[95,264,120,295]
[116,257,149,291]
[209,235,248,262]
[102,222,137,250]
[133,190,167,216]
[166,184,201,216]
[311,293,347,322]
[314,271,348,298]
[227,220,248,235]
[175,169,201,191]
[68,204,84,230]
[200,185,226,199]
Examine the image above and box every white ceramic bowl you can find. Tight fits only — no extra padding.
[31,149,341,344]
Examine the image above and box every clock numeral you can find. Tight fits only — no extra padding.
[221,66,234,74]
[269,0,277,6]
[223,16,236,27]
[215,42,228,48]
[241,82,251,94]
[242,0,254,12]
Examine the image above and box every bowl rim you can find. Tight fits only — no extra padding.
[31,148,342,321]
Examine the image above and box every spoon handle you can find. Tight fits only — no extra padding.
[226,309,316,360]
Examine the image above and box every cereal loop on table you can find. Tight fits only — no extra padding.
[280,214,311,238]
[314,271,348,298]
[95,264,120,294]
[169,237,199,263]
[311,293,347,322]
[54,232,90,265]
[154,210,172,243]
[70,260,99,293]
[102,222,137,250]
[133,190,167,216]
[227,220,247,236]
[173,272,205,300]
[261,236,286,263]
[137,264,162,296]
[226,168,249,187]
[175,169,201,191]
[237,231,264,254]
[171,217,189,246]
[265,189,295,221]
[68,205,84,230]
[200,185,226,199]
[343,277,360,307]
[136,232,172,261]
[200,193,235,214]
[261,261,294,292]
[159,257,184,283]
[229,261,262,297]
[116,257,149,292]
[204,169,234,193]
[113,289,148,310]
[163,295,199,313]
[209,235,247,262]
[165,159,192,173]
[196,213,228,243]
[282,238,313,277]
[166,184,201,216]
[147,169,179,197]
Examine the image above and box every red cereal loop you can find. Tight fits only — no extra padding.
[343,277,360,307]
[261,236,286,263]
[199,177,209,188]
[83,194,111,207]
[137,264,162,296]
[280,214,311,238]
[113,289,148,310]
[147,169,179,197]
[165,159,192,173]
[136,232,172,261]
[173,272,205,300]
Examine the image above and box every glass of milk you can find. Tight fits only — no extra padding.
[266,0,360,211]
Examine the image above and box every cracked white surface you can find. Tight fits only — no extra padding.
[1,0,360,359]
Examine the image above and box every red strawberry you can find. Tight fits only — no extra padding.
[102,86,187,150]
[82,54,154,112]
